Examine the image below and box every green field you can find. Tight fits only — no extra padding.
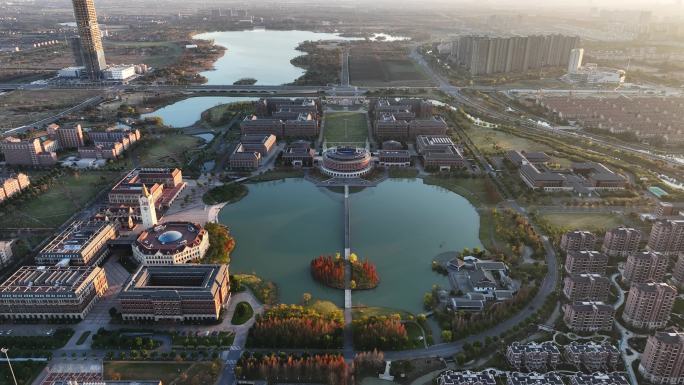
[323,112,368,143]
[0,171,119,229]
[468,126,555,155]
[349,46,432,87]
[539,212,626,232]
[134,135,203,168]
[104,362,221,385]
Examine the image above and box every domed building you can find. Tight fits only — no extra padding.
[320,146,373,178]
[132,221,209,265]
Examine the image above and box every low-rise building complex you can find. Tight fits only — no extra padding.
[118,264,230,322]
[36,221,117,266]
[0,265,108,320]
[132,222,209,265]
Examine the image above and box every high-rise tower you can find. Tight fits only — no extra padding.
[139,184,158,229]
[71,0,106,80]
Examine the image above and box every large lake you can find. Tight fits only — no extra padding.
[194,30,354,85]
[219,178,482,314]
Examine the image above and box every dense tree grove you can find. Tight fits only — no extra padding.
[493,208,544,258]
[353,315,409,350]
[247,304,343,349]
[310,254,380,290]
[204,223,235,264]
[235,352,349,385]
[310,255,345,288]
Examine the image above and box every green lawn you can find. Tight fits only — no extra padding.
[674,298,684,315]
[539,213,626,232]
[231,302,254,325]
[76,331,91,345]
[467,125,556,155]
[0,171,119,229]
[103,362,221,385]
[135,135,203,168]
[323,112,368,144]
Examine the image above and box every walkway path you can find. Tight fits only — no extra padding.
[343,185,354,360]
[610,273,639,385]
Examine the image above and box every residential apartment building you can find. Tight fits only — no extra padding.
[563,274,610,302]
[505,342,561,371]
[0,137,57,167]
[569,373,629,385]
[36,221,117,266]
[673,254,684,289]
[564,342,620,371]
[602,227,641,258]
[622,251,669,286]
[119,264,230,322]
[0,173,30,203]
[449,34,580,76]
[55,124,85,149]
[564,250,608,275]
[623,282,676,330]
[648,219,684,256]
[560,230,597,254]
[640,330,684,385]
[507,372,564,385]
[0,265,108,320]
[563,301,615,332]
[436,370,495,385]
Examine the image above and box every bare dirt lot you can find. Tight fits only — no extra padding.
[0,89,103,130]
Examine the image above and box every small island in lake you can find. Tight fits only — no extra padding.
[310,253,379,290]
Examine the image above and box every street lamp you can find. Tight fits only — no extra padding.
[1,348,17,385]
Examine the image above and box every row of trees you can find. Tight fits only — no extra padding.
[247,304,343,349]
[353,315,409,351]
[203,223,235,264]
[91,328,160,350]
[236,352,348,385]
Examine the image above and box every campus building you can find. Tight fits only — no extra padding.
[640,330,684,385]
[0,173,30,203]
[505,342,561,371]
[564,342,620,371]
[571,162,628,190]
[563,301,615,332]
[118,264,230,322]
[0,240,15,268]
[132,222,209,265]
[623,282,676,330]
[103,168,185,226]
[320,147,373,178]
[436,370,495,385]
[378,149,411,167]
[622,251,669,286]
[282,141,315,167]
[54,124,85,149]
[239,134,277,156]
[0,265,108,320]
[415,135,465,171]
[563,274,610,302]
[229,135,276,170]
[602,227,642,258]
[560,230,597,254]
[79,127,140,160]
[648,219,684,256]
[36,221,118,266]
[564,250,608,275]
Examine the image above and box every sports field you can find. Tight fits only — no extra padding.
[323,112,368,143]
